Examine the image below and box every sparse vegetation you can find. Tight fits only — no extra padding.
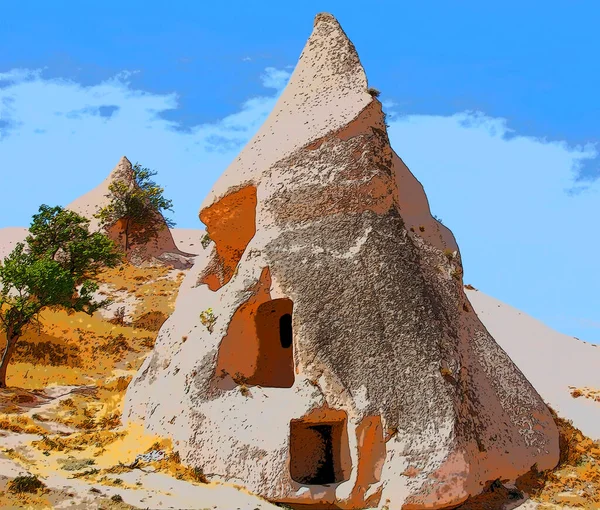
[440,367,453,377]
[201,233,212,249]
[8,474,46,494]
[133,310,167,332]
[58,457,96,471]
[199,308,216,333]
[443,248,455,262]
[367,87,380,97]
[0,413,47,434]
[109,306,127,326]
[569,386,600,402]
[33,429,127,455]
[514,408,600,507]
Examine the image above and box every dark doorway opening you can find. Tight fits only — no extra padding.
[290,419,347,485]
[279,313,293,348]
[249,298,294,387]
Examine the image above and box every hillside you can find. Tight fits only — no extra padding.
[0,227,281,509]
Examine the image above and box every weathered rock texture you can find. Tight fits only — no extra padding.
[67,156,194,268]
[123,13,559,509]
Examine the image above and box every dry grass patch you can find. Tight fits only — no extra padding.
[154,453,209,484]
[3,447,37,466]
[0,261,186,390]
[0,413,47,434]
[0,487,51,509]
[569,386,600,402]
[33,429,127,455]
[133,310,168,332]
[97,263,170,294]
[57,456,96,471]
[37,382,128,432]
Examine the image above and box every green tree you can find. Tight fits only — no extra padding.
[0,205,122,387]
[94,163,175,252]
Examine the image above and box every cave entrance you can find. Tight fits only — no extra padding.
[279,313,293,348]
[249,298,295,388]
[290,419,348,485]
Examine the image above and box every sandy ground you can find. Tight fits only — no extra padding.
[467,288,600,440]
[0,385,282,510]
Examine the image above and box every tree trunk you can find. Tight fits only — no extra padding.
[124,217,130,252]
[0,330,18,388]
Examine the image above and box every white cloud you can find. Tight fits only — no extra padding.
[260,67,292,91]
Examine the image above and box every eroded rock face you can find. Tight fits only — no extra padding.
[67,156,194,268]
[123,13,559,509]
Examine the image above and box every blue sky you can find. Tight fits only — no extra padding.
[0,1,599,342]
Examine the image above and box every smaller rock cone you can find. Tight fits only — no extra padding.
[67,156,194,268]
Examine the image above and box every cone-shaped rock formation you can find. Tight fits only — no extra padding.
[68,156,194,268]
[123,13,559,509]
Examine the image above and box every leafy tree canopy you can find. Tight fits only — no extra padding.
[0,205,122,387]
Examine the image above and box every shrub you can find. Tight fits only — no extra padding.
[367,87,381,98]
[8,475,45,493]
[58,457,96,471]
[443,249,455,262]
[419,226,425,232]
[201,233,212,249]
[191,466,208,484]
[109,306,127,326]
[111,494,123,502]
[199,308,217,333]
[440,367,453,377]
